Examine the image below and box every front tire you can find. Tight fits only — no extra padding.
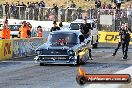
[93,43,98,48]
[40,63,45,66]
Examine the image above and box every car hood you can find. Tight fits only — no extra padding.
[36,43,76,51]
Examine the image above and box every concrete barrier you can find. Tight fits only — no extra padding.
[0,37,47,61]
[0,39,13,60]
[12,37,47,58]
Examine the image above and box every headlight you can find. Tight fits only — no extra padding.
[67,50,75,56]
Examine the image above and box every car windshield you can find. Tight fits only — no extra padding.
[8,25,21,31]
[48,33,78,46]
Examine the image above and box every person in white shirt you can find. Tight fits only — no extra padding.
[127,5,132,18]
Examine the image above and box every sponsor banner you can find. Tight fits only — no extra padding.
[13,38,47,58]
[0,39,12,60]
[98,31,132,44]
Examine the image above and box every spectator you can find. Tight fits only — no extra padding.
[101,2,107,9]
[1,19,10,39]
[26,22,32,38]
[127,5,132,19]
[70,1,76,8]
[19,21,28,38]
[39,1,45,21]
[28,2,34,20]
[34,2,39,20]
[95,0,101,9]
[4,2,10,18]
[37,26,43,37]
[107,4,112,9]
[77,7,83,19]
[39,1,45,7]
[0,4,3,18]
[115,0,122,9]
[20,2,27,20]
[59,5,66,22]
[10,2,15,18]
[53,4,59,21]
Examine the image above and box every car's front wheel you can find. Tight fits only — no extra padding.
[40,63,45,66]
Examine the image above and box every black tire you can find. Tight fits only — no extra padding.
[76,76,87,85]
[40,63,44,66]
[93,43,98,48]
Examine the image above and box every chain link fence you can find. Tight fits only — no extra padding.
[98,9,132,32]
[0,5,132,32]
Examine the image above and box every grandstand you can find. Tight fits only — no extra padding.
[0,0,131,9]
[0,0,115,9]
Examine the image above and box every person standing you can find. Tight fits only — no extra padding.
[1,19,10,39]
[4,2,10,18]
[115,0,122,9]
[112,23,124,56]
[121,23,131,59]
[19,21,28,38]
[36,26,43,37]
[80,16,93,60]
[26,22,32,38]
[50,21,60,32]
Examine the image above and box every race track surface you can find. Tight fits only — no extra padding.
[0,43,132,88]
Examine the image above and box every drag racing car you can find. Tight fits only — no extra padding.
[70,19,98,48]
[34,30,90,65]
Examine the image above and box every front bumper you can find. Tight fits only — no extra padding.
[34,55,77,65]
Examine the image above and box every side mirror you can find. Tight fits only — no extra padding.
[79,35,84,43]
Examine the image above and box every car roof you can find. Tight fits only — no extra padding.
[50,30,82,36]
[71,19,95,23]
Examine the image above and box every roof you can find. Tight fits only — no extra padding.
[71,19,96,23]
[50,30,82,35]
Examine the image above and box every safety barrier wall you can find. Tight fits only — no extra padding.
[98,31,132,44]
[13,38,47,58]
[0,37,47,61]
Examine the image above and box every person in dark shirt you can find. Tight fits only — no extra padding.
[112,23,124,56]
[95,0,101,9]
[80,16,92,60]
[4,2,10,18]
[121,23,132,59]
[50,21,60,32]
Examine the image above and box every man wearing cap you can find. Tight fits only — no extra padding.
[1,19,10,39]
[80,17,92,60]
[50,21,60,32]
[19,21,28,38]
